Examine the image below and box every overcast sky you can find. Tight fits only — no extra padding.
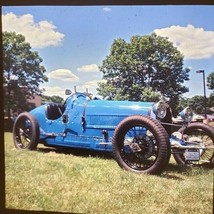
[2,5,214,99]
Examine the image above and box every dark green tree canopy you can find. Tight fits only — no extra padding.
[207,71,214,91]
[97,33,190,115]
[3,32,48,117]
[42,95,64,104]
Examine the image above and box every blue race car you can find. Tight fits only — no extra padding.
[13,88,214,174]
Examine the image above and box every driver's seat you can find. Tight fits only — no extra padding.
[46,103,65,120]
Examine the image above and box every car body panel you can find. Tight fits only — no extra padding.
[30,93,154,151]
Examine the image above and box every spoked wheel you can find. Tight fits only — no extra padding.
[13,112,39,150]
[112,115,170,175]
[173,123,214,167]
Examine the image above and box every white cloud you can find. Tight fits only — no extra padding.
[102,7,112,12]
[77,64,99,72]
[2,12,64,48]
[42,86,66,99]
[69,80,100,95]
[154,25,214,59]
[82,79,105,95]
[47,69,79,82]
[83,80,100,89]
[42,79,104,99]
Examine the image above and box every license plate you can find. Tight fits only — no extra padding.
[184,149,200,161]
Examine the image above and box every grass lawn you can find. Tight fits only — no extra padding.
[4,132,213,214]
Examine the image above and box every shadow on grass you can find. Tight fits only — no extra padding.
[37,145,213,179]
[162,163,189,180]
[37,146,113,159]
[162,161,213,180]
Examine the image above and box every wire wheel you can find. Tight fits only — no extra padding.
[13,112,39,150]
[112,115,170,175]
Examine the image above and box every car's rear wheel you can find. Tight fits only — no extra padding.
[13,112,39,150]
[112,115,170,175]
[173,123,214,167]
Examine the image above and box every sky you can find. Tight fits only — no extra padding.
[2,5,214,99]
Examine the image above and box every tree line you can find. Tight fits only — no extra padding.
[3,32,214,120]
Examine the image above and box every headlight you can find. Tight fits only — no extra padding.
[179,107,193,123]
[152,101,167,119]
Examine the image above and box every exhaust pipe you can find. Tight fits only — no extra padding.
[170,132,207,150]
[170,139,206,150]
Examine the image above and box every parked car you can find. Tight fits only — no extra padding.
[13,89,214,174]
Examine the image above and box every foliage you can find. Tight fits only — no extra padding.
[178,95,214,115]
[209,93,214,108]
[207,71,214,91]
[4,132,213,213]
[97,82,161,102]
[97,33,190,116]
[177,96,189,112]
[188,96,208,115]
[42,95,64,104]
[3,32,48,118]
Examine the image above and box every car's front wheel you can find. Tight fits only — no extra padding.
[13,112,39,150]
[112,115,170,175]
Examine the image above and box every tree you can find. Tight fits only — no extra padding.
[177,96,189,113]
[207,71,214,91]
[3,32,48,119]
[206,71,214,114]
[97,33,190,116]
[188,95,214,115]
[188,96,206,114]
[42,95,64,104]
[208,93,214,112]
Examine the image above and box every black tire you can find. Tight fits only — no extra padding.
[112,115,170,175]
[173,123,214,167]
[13,112,39,150]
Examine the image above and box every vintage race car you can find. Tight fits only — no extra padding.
[13,89,214,174]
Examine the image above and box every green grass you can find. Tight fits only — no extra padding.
[4,132,213,213]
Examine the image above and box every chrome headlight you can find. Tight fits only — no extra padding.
[152,101,167,119]
[179,107,193,123]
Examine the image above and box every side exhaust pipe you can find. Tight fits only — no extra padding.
[170,132,207,150]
